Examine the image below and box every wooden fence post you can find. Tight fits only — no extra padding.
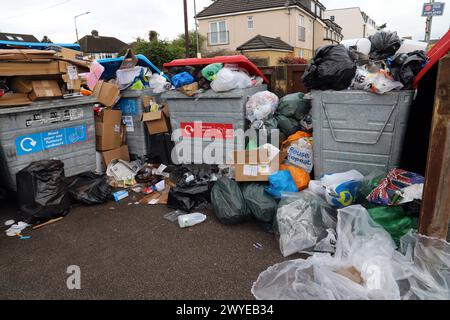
[419,54,450,239]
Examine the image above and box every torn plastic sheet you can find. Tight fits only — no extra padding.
[252,205,450,300]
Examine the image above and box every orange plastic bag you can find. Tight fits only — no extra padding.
[280,164,310,191]
[281,131,312,150]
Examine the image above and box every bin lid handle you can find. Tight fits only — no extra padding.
[322,97,399,145]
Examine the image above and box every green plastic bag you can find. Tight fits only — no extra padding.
[241,183,278,224]
[367,205,416,246]
[275,114,299,137]
[202,63,223,81]
[211,178,252,225]
[277,93,312,121]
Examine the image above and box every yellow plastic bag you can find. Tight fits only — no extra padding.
[280,164,310,191]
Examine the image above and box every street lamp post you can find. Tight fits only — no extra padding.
[74,12,91,43]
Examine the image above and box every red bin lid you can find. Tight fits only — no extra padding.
[163,55,269,84]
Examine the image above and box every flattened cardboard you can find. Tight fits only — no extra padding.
[0,93,31,106]
[0,61,60,76]
[95,109,123,151]
[29,80,63,101]
[119,49,138,70]
[101,145,130,167]
[143,105,171,135]
[11,78,33,93]
[233,149,280,182]
[93,81,120,107]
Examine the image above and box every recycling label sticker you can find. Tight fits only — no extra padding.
[15,124,88,156]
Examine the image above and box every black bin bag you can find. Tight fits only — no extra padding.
[211,178,252,225]
[167,183,211,212]
[369,31,403,60]
[66,172,111,205]
[241,183,278,224]
[16,160,70,225]
[302,44,356,91]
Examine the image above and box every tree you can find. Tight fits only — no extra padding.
[132,37,184,69]
[172,30,206,58]
[149,30,159,42]
[41,35,52,43]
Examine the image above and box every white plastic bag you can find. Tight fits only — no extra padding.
[321,170,364,208]
[211,68,252,92]
[253,205,450,300]
[285,137,314,173]
[276,191,337,257]
[245,91,279,123]
[149,73,169,93]
[253,205,401,300]
[116,66,144,90]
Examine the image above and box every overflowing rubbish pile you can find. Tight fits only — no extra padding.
[1,32,448,301]
[303,31,429,94]
[0,46,91,106]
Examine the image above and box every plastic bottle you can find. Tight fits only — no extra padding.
[178,213,207,228]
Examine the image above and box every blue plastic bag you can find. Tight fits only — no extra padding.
[265,171,299,199]
[172,72,195,88]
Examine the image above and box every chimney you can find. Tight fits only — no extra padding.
[91,30,99,38]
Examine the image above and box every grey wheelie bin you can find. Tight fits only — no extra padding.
[311,90,415,178]
[0,97,97,190]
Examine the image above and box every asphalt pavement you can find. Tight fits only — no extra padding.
[0,194,295,300]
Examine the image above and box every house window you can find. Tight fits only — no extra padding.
[209,21,228,45]
[299,49,304,58]
[298,15,306,41]
[330,15,335,22]
[247,16,254,30]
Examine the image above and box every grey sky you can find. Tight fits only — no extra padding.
[0,0,448,44]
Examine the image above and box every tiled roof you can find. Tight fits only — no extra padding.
[0,32,39,42]
[77,35,129,54]
[237,35,293,51]
[197,0,312,18]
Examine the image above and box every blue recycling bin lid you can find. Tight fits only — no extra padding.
[0,40,81,50]
[97,54,168,81]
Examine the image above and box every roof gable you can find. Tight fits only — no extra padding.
[77,35,129,53]
[0,32,39,42]
[237,35,293,51]
[197,0,314,18]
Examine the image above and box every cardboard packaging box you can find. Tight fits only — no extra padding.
[119,49,138,70]
[0,93,31,107]
[143,106,171,135]
[29,80,63,101]
[233,149,280,182]
[11,78,33,93]
[101,145,130,167]
[0,61,60,76]
[95,109,123,151]
[93,81,120,107]
[46,45,84,73]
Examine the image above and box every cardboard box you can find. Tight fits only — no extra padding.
[101,145,130,167]
[47,46,85,74]
[29,80,63,101]
[233,149,280,182]
[95,109,123,151]
[0,61,60,76]
[11,78,33,93]
[93,81,120,107]
[143,106,171,135]
[0,93,31,107]
[119,49,138,70]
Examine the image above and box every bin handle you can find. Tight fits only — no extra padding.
[321,97,398,145]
